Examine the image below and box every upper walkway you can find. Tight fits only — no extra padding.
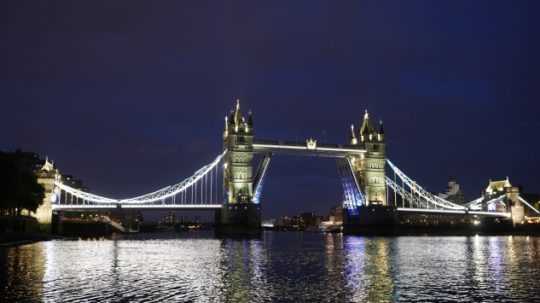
[252,139,366,157]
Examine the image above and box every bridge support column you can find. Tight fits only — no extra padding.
[217,100,261,235]
[343,205,397,234]
[216,204,261,235]
[51,211,62,234]
[507,186,524,225]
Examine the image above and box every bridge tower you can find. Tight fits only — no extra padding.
[34,158,60,231]
[351,111,387,206]
[218,100,261,233]
[345,111,393,232]
[361,111,387,205]
[507,185,525,225]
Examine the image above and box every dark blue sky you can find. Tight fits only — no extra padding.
[1,1,538,218]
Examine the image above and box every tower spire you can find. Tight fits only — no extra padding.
[360,109,374,141]
[246,110,253,133]
[378,120,385,141]
[233,99,241,129]
[350,124,358,145]
[223,115,229,138]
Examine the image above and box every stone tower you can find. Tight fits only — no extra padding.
[505,184,524,225]
[349,111,387,206]
[218,100,260,233]
[223,99,254,203]
[34,158,60,227]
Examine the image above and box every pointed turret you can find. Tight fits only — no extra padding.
[350,124,358,145]
[377,120,385,141]
[240,116,247,133]
[233,98,241,126]
[228,110,235,126]
[246,110,253,133]
[223,115,229,138]
[504,177,512,188]
[360,110,375,142]
[41,156,55,172]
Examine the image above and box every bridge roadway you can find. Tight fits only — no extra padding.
[252,139,366,157]
[52,204,510,218]
[52,204,222,211]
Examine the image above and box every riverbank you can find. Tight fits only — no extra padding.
[0,215,55,247]
[0,232,55,247]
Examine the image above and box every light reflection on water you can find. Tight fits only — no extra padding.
[1,233,540,302]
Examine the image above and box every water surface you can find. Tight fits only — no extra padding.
[1,232,540,302]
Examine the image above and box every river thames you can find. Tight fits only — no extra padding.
[1,232,540,302]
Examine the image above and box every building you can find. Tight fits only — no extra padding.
[34,156,89,226]
[328,205,343,224]
[482,177,525,223]
[438,177,465,204]
[34,157,61,225]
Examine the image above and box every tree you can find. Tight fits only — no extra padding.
[534,201,540,212]
[0,151,45,216]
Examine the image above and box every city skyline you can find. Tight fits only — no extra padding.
[1,1,538,218]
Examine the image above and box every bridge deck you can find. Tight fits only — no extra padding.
[253,139,365,157]
[397,208,511,218]
[52,204,222,211]
[53,205,510,219]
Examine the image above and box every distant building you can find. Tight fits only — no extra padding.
[328,206,343,224]
[485,177,512,197]
[521,193,540,212]
[482,178,512,212]
[319,205,343,232]
[160,212,177,226]
[481,177,525,223]
[438,177,465,204]
[300,212,321,229]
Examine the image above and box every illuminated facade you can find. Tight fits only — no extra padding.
[223,99,254,204]
[348,111,387,206]
[34,158,60,225]
[219,100,260,231]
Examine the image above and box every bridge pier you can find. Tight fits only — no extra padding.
[216,203,261,235]
[47,211,64,234]
[343,205,397,234]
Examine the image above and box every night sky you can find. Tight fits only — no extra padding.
[1,1,538,219]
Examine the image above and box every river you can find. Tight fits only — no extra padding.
[1,232,540,302]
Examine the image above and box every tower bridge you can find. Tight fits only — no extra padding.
[36,100,540,233]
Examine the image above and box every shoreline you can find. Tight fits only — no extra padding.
[0,232,57,248]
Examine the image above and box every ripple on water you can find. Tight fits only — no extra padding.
[1,233,540,302]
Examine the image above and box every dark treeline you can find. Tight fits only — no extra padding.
[0,150,44,216]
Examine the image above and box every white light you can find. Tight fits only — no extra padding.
[473,220,481,226]
[253,143,366,154]
[54,150,227,205]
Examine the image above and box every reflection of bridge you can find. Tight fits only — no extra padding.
[37,100,539,232]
